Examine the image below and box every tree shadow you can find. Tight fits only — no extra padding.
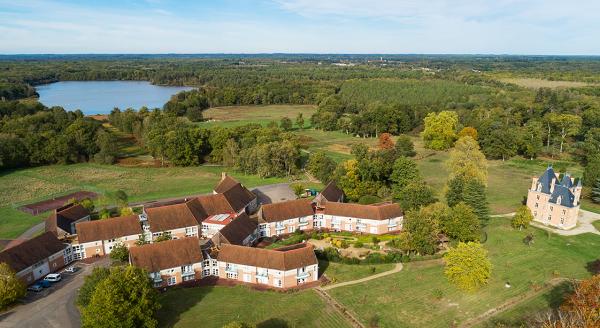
[252,189,273,205]
[543,281,573,310]
[157,285,213,328]
[257,318,290,328]
[585,259,600,275]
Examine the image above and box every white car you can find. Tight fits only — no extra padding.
[63,266,78,273]
[43,273,62,282]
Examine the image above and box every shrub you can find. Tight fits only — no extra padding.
[340,240,349,249]
[432,288,444,300]
[354,241,364,248]
[371,236,380,244]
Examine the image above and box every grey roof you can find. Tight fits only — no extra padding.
[537,166,558,194]
[560,174,573,188]
[549,185,576,207]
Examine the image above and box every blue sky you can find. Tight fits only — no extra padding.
[0,0,598,54]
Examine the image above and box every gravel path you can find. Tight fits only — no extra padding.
[320,262,403,291]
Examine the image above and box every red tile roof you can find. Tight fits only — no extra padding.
[258,199,314,223]
[76,215,143,243]
[145,198,206,232]
[217,243,317,271]
[323,202,403,220]
[129,237,204,272]
[0,232,67,273]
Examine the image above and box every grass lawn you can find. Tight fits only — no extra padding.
[199,104,316,129]
[476,281,573,328]
[0,163,291,238]
[157,285,351,328]
[319,260,395,283]
[0,206,47,239]
[327,218,599,328]
[592,220,600,232]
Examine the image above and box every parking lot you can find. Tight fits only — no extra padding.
[0,258,109,328]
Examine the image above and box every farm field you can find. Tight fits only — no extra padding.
[0,163,289,239]
[199,104,317,128]
[327,218,599,328]
[157,285,351,328]
[499,77,594,89]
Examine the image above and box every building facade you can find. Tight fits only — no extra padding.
[257,199,315,237]
[315,202,403,234]
[526,166,582,230]
[73,215,143,259]
[217,243,318,288]
[0,232,72,285]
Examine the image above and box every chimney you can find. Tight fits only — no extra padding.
[221,172,227,181]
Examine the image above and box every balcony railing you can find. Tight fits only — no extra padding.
[256,271,268,277]
[298,221,309,226]
[182,270,195,276]
[225,266,238,273]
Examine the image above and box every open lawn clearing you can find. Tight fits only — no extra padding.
[592,220,600,232]
[500,78,594,89]
[200,104,317,128]
[319,260,396,283]
[327,218,599,328]
[476,281,572,328]
[0,163,289,238]
[157,285,351,328]
[0,206,46,239]
[103,123,148,159]
[295,129,380,163]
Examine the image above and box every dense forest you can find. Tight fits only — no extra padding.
[2,55,600,181]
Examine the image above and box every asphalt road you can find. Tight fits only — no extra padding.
[0,259,108,328]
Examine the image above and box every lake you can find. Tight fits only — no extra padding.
[36,81,195,115]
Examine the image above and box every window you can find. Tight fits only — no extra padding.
[185,227,197,236]
[183,275,195,282]
[560,218,565,224]
[535,203,538,208]
[550,206,554,211]
[181,265,193,274]
[536,195,540,200]
[167,276,177,286]
[548,216,552,221]
[274,279,282,287]
[227,272,238,279]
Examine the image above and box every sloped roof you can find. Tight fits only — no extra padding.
[318,181,344,202]
[216,213,258,245]
[197,194,235,216]
[258,199,314,223]
[560,174,574,188]
[0,232,67,273]
[323,202,403,220]
[217,243,317,271]
[76,215,143,243]
[549,185,576,207]
[214,175,240,194]
[222,184,256,213]
[146,198,206,232]
[537,166,558,194]
[129,237,204,272]
[45,204,90,235]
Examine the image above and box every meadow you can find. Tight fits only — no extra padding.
[499,77,594,89]
[157,285,351,328]
[0,164,288,239]
[327,218,599,328]
[199,104,317,128]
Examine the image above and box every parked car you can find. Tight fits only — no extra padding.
[43,273,62,282]
[63,266,78,273]
[39,280,51,288]
[27,284,43,292]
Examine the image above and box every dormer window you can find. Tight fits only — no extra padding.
[556,196,562,204]
[536,183,542,192]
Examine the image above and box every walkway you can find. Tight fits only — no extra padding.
[530,209,600,236]
[321,262,403,291]
[314,288,365,328]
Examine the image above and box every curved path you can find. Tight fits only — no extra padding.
[320,262,404,291]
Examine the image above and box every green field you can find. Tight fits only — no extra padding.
[199,104,317,129]
[0,163,289,239]
[327,218,599,328]
[476,282,573,328]
[319,260,396,283]
[157,285,351,328]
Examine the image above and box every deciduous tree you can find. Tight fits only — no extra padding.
[447,136,487,186]
[443,203,481,242]
[396,181,436,211]
[0,263,25,309]
[421,111,458,150]
[394,135,416,157]
[306,151,336,183]
[444,242,492,292]
[378,133,395,150]
[511,206,533,230]
[81,266,160,328]
[109,243,129,262]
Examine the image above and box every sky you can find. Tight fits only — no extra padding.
[0,0,599,55]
